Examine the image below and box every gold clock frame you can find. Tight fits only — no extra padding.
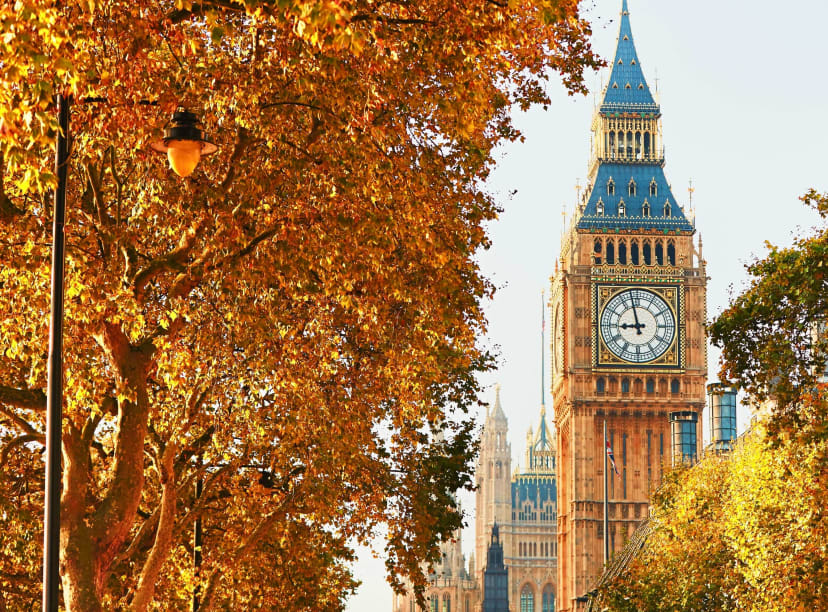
[592,283,685,370]
[552,300,565,379]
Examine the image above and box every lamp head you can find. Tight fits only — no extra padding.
[150,108,218,177]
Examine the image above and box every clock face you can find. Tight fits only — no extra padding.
[599,288,675,363]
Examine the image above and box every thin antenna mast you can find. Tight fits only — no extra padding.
[541,290,546,408]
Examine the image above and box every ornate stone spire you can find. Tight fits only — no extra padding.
[577,0,694,234]
[491,383,507,422]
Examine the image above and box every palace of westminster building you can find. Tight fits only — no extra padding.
[393,1,716,611]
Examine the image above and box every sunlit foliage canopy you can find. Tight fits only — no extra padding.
[594,192,828,612]
[0,0,601,610]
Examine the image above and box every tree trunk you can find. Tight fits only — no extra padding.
[60,324,155,611]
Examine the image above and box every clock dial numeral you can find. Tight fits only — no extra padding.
[599,288,676,363]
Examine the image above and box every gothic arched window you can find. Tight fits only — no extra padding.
[642,199,651,218]
[606,240,615,265]
[621,378,631,394]
[607,179,615,196]
[667,240,676,266]
[631,240,639,265]
[594,238,602,264]
[646,378,655,394]
[618,199,626,217]
[671,379,680,394]
[629,179,636,196]
[443,593,451,612]
[597,377,606,394]
[643,240,652,265]
[618,239,627,264]
[655,242,664,265]
[649,178,658,197]
[542,585,555,612]
[596,198,604,216]
[664,200,672,217]
[521,586,535,612]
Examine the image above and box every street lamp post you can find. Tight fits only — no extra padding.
[42,97,217,611]
[42,92,70,612]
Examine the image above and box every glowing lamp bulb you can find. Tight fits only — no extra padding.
[166,139,202,177]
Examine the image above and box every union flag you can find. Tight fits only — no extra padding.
[606,438,620,476]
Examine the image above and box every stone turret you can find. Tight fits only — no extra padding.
[475,385,512,591]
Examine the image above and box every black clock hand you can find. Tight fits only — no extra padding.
[631,304,643,335]
[619,322,646,331]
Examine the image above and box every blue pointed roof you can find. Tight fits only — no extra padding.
[533,408,553,453]
[578,164,693,231]
[601,0,659,114]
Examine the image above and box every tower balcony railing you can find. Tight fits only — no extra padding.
[428,576,477,589]
[593,146,666,165]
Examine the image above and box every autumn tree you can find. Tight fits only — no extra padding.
[0,1,600,609]
[594,192,828,611]
[709,190,828,445]
[594,425,828,612]
[593,455,744,612]
[709,190,828,609]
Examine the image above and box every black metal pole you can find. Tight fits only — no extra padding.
[43,93,70,612]
[192,475,203,611]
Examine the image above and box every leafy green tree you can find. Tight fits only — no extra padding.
[709,190,828,445]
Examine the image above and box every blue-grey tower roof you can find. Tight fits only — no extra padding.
[601,0,658,114]
[577,0,693,234]
[577,164,692,231]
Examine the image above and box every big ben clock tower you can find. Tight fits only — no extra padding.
[550,2,707,610]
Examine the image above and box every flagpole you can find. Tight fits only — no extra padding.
[603,419,609,566]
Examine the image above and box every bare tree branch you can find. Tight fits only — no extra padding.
[0,434,44,466]
[220,127,253,191]
[132,218,207,301]
[0,404,42,439]
[130,442,177,612]
[0,385,46,412]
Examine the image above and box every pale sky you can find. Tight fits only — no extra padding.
[346,1,828,609]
